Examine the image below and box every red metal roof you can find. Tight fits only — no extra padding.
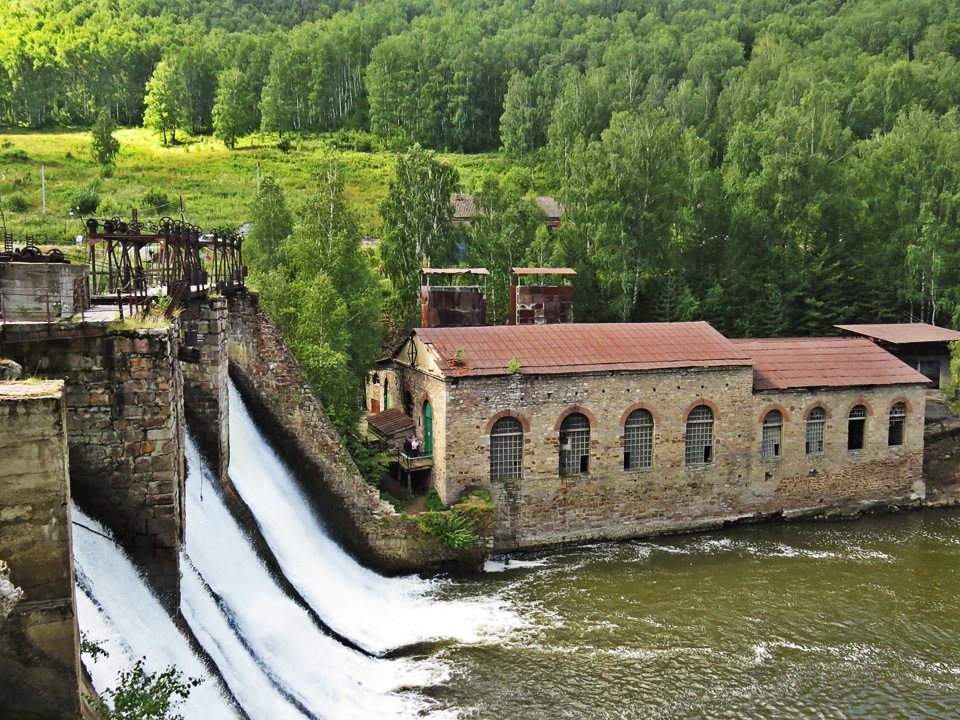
[732,337,930,390]
[415,322,752,377]
[835,323,960,345]
[367,408,414,436]
[512,267,577,276]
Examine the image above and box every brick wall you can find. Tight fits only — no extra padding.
[395,361,927,551]
[0,381,82,718]
[3,324,185,604]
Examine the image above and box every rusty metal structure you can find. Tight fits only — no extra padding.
[419,268,489,328]
[510,268,576,325]
[86,215,246,312]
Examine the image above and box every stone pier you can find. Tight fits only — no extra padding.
[2,323,185,607]
[0,380,82,718]
[181,296,230,483]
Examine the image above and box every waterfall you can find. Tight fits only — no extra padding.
[73,381,519,719]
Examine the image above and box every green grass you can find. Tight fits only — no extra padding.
[0,129,517,243]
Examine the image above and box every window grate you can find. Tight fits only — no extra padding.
[848,404,867,450]
[560,413,591,475]
[490,417,523,480]
[685,405,714,465]
[761,410,782,458]
[806,407,825,454]
[624,409,654,470]
[888,402,906,447]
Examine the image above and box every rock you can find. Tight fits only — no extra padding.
[0,560,24,627]
[0,359,22,381]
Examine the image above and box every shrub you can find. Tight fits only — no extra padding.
[415,510,478,549]
[3,192,29,212]
[425,487,445,512]
[67,180,102,216]
[141,188,170,216]
[276,137,292,153]
[100,163,115,178]
[0,149,30,163]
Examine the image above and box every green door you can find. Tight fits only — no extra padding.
[424,400,433,455]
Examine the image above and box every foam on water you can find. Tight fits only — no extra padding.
[226,379,522,655]
[72,509,238,720]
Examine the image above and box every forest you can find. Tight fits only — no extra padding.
[4,0,960,426]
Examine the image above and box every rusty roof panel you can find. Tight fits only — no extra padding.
[732,337,930,390]
[416,322,752,377]
[512,267,577,276]
[367,408,415,436]
[835,323,960,345]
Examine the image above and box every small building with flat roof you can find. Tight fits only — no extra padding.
[369,322,929,550]
[835,323,960,388]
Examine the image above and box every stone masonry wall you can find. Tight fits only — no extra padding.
[228,292,488,572]
[3,324,185,604]
[0,381,82,718]
[424,364,927,551]
[180,297,229,482]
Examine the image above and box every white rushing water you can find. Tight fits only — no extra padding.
[72,509,239,720]
[226,380,520,656]
[182,434,448,719]
[73,380,520,720]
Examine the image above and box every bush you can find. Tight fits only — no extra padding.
[3,192,29,212]
[415,510,478,549]
[141,188,170,216]
[100,163,115,178]
[67,180,102,216]
[276,137,292,153]
[0,149,30,163]
[425,487,445,512]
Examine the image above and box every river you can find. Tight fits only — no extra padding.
[74,381,960,719]
[427,511,960,718]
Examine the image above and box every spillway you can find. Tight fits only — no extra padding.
[73,382,519,719]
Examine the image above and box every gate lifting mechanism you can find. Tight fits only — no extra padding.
[85,216,247,305]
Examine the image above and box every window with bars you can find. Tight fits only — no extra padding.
[761,410,783,458]
[624,409,654,470]
[559,413,591,475]
[806,407,825,454]
[684,405,714,465]
[848,404,867,451]
[888,402,906,447]
[490,417,523,480]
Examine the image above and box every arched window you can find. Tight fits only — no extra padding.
[806,407,825,454]
[490,417,523,481]
[559,413,591,475]
[762,410,783,459]
[888,402,906,447]
[624,409,654,470]
[685,405,714,465]
[848,405,867,451]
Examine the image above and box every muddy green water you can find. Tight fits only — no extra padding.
[431,510,960,719]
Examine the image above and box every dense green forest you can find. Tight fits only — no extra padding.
[4,0,960,346]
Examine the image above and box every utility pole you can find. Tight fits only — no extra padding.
[40,164,46,214]
[257,162,261,193]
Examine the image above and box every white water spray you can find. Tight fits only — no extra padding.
[226,380,520,655]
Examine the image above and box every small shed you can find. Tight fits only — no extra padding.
[510,268,576,325]
[835,323,960,388]
[419,268,489,328]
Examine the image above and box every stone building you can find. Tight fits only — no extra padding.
[835,322,960,389]
[367,322,929,551]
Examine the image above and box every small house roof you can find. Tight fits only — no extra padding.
[732,337,930,390]
[420,267,490,276]
[512,267,577,276]
[834,323,960,345]
[415,322,751,377]
[367,408,414,436]
[449,194,564,221]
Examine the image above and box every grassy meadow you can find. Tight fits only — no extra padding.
[0,128,517,244]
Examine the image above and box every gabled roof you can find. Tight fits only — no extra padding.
[732,337,930,390]
[367,408,414,437]
[450,194,564,221]
[414,322,751,377]
[835,323,960,345]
